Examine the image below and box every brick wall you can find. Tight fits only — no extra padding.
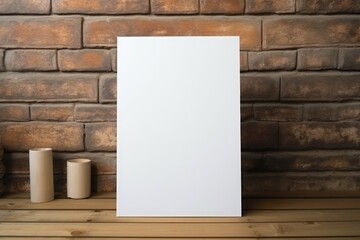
[0,0,359,196]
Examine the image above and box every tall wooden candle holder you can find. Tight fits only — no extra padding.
[29,148,54,203]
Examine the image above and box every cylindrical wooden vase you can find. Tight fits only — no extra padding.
[67,159,91,199]
[29,148,54,203]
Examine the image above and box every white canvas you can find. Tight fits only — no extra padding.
[117,36,241,217]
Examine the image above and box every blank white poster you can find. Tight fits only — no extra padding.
[117,36,241,217]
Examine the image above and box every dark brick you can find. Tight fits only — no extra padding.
[85,123,116,151]
[75,104,116,122]
[0,17,81,48]
[248,51,296,71]
[240,51,248,72]
[200,0,245,14]
[261,150,360,172]
[99,74,117,103]
[241,104,253,121]
[0,73,98,102]
[151,0,198,14]
[0,49,4,71]
[263,17,360,49]
[0,104,29,121]
[241,74,279,101]
[58,49,111,72]
[297,48,337,70]
[0,122,84,151]
[241,122,278,150]
[297,0,360,14]
[281,73,360,101]
[254,104,302,121]
[5,50,57,71]
[280,122,360,150]
[0,0,50,14]
[84,17,261,50]
[53,0,149,14]
[243,171,360,194]
[246,0,295,14]
[305,103,360,121]
[95,175,116,192]
[339,48,360,70]
[31,104,74,121]
[241,151,262,171]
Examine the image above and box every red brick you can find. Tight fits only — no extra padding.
[84,17,261,50]
[75,104,116,122]
[85,123,116,151]
[305,103,360,121]
[0,0,50,14]
[240,51,248,72]
[111,48,117,72]
[0,122,84,151]
[241,122,278,150]
[281,73,360,101]
[151,0,198,14]
[0,17,81,49]
[280,122,360,149]
[241,104,253,121]
[248,51,296,70]
[241,74,279,101]
[5,50,57,71]
[0,73,98,102]
[243,172,360,194]
[297,0,360,14]
[339,48,360,70]
[260,150,360,172]
[297,48,337,70]
[0,104,29,121]
[246,0,295,14]
[200,0,244,14]
[53,0,149,14]
[0,49,4,71]
[31,104,74,121]
[99,74,117,103]
[58,50,111,72]
[263,17,360,49]
[254,104,302,121]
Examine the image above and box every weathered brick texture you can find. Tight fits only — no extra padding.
[0,0,50,14]
[31,104,74,121]
[5,50,57,71]
[0,49,4,71]
[0,122,84,151]
[297,48,337,70]
[242,122,279,150]
[0,73,98,102]
[85,123,116,151]
[263,17,360,49]
[0,104,29,122]
[151,0,199,14]
[75,104,116,122]
[58,50,111,72]
[99,74,117,103]
[241,75,279,101]
[200,0,245,14]
[53,0,149,14]
[84,17,261,50]
[338,48,360,70]
[248,51,296,71]
[0,17,81,48]
[296,0,360,14]
[254,104,302,122]
[281,74,360,101]
[246,0,295,14]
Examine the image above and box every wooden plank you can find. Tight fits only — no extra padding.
[1,209,360,223]
[0,222,359,237]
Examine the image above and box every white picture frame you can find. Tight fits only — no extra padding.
[117,36,241,217]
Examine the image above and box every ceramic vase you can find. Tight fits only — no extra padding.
[67,159,91,199]
[29,148,54,203]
